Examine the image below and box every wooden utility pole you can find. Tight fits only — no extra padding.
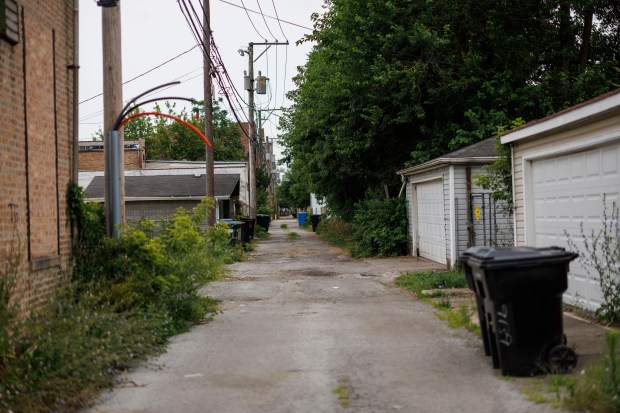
[102,4,124,235]
[203,0,216,225]
[247,44,256,217]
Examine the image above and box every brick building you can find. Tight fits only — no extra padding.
[79,139,146,171]
[0,1,76,311]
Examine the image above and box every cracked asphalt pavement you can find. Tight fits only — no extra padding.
[89,218,556,413]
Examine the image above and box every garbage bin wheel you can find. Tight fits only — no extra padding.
[547,345,577,374]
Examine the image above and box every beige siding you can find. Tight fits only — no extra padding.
[511,115,620,246]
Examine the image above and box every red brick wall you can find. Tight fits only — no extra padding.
[79,148,144,171]
[0,1,75,312]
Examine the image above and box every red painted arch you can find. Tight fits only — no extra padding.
[119,111,213,148]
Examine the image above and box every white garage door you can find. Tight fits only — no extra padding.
[415,180,447,264]
[531,141,620,310]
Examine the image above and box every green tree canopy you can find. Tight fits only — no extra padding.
[280,0,620,218]
[111,99,246,162]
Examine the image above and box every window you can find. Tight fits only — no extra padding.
[0,0,19,45]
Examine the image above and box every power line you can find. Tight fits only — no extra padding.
[217,0,312,31]
[271,0,288,41]
[240,0,266,40]
[256,0,277,41]
[79,44,200,105]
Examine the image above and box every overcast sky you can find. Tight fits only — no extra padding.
[79,0,324,157]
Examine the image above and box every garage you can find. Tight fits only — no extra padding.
[502,88,620,312]
[398,138,510,268]
[530,142,620,309]
[415,180,447,264]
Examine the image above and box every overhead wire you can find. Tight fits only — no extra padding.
[180,0,253,141]
[216,0,311,31]
[256,0,277,41]
[240,0,267,40]
[271,0,288,41]
[79,43,200,105]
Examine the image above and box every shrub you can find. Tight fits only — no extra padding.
[350,196,408,257]
[566,197,620,324]
[0,188,234,412]
[316,216,354,250]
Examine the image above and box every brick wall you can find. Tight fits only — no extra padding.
[79,139,145,171]
[0,1,74,312]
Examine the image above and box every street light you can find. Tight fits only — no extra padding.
[97,0,119,7]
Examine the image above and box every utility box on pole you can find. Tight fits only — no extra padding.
[256,71,268,95]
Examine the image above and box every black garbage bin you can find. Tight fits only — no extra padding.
[226,220,244,245]
[256,214,271,232]
[461,250,493,360]
[310,214,321,232]
[239,218,256,240]
[462,246,578,376]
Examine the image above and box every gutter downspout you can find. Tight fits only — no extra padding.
[72,0,79,182]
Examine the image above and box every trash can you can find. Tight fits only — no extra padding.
[256,214,271,232]
[461,249,494,361]
[461,246,578,376]
[310,214,321,232]
[298,212,307,227]
[239,217,255,240]
[226,220,244,245]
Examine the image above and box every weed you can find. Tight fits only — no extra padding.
[396,270,467,295]
[528,330,620,413]
[566,196,620,324]
[280,223,288,230]
[254,225,270,239]
[396,271,479,334]
[287,232,300,241]
[316,216,354,251]
[332,377,351,408]
[0,190,233,412]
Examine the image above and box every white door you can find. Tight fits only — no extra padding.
[530,141,620,310]
[415,180,447,264]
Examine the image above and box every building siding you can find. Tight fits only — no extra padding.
[511,115,620,245]
[0,1,74,311]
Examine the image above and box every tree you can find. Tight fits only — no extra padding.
[144,99,245,161]
[280,0,620,219]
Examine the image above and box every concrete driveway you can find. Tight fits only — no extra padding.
[89,218,555,413]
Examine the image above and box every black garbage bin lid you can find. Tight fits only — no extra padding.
[462,246,578,269]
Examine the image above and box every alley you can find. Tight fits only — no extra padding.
[89,218,553,413]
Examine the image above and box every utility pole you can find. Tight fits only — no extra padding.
[247,44,256,217]
[101,2,123,237]
[203,0,216,225]
[242,41,287,217]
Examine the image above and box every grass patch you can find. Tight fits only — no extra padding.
[396,270,479,334]
[396,270,467,295]
[280,223,288,230]
[332,377,351,408]
[286,232,300,241]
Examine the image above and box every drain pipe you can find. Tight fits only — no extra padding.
[71,0,79,182]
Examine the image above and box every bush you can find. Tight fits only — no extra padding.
[316,216,354,250]
[350,196,408,257]
[0,187,239,412]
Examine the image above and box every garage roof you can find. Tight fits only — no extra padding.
[397,138,498,176]
[501,88,620,144]
[84,174,240,200]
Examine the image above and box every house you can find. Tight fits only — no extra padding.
[397,139,513,268]
[83,173,241,222]
[0,0,76,310]
[79,146,249,221]
[501,88,620,312]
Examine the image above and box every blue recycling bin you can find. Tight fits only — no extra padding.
[298,212,307,227]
